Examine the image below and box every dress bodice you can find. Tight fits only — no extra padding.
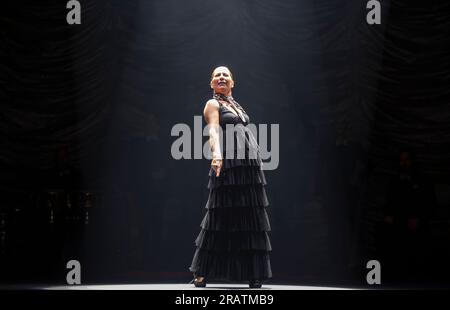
[218,102,250,127]
[215,101,260,161]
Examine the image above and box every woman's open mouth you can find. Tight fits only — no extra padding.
[218,81,227,87]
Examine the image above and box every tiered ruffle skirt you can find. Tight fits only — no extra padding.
[189,155,272,281]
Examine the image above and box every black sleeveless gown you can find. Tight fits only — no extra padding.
[189,100,272,282]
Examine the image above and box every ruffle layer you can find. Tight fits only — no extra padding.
[200,206,271,232]
[205,184,269,209]
[191,126,272,281]
[208,166,267,189]
[221,157,263,171]
[195,230,272,252]
[189,248,272,281]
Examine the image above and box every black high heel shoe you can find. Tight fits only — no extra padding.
[249,279,262,288]
[192,275,207,288]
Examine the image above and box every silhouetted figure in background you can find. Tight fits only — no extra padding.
[381,150,436,285]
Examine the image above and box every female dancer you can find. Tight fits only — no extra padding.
[189,66,272,288]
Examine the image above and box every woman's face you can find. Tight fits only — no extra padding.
[210,66,234,95]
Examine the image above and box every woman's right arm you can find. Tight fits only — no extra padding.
[203,99,222,176]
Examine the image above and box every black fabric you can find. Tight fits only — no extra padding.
[213,93,248,123]
[189,95,272,281]
[207,166,267,189]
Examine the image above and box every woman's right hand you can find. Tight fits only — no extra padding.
[211,159,222,177]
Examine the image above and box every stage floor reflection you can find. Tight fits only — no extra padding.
[43,283,353,290]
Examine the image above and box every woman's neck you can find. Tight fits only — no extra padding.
[215,91,232,98]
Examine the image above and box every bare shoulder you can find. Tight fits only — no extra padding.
[204,99,220,109]
[203,99,220,114]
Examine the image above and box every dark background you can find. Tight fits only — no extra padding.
[1,0,450,287]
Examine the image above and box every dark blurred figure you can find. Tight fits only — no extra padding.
[53,146,80,189]
[380,150,436,285]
